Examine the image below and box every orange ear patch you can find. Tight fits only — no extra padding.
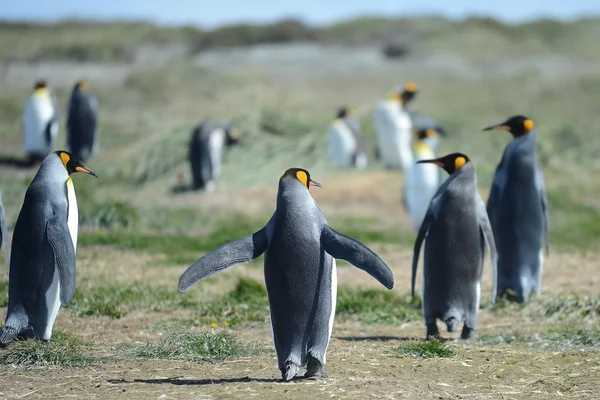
[454,156,466,171]
[404,81,418,92]
[523,119,534,132]
[296,170,309,188]
[59,152,70,167]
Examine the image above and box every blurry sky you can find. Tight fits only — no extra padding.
[4,0,600,27]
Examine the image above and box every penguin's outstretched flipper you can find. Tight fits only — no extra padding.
[46,215,77,306]
[478,198,498,303]
[321,225,394,289]
[178,226,269,292]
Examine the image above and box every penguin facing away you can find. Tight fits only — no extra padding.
[484,115,549,303]
[67,80,99,162]
[373,81,417,171]
[412,153,497,340]
[404,129,443,232]
[327,106,368,169]
[0,151,97,346]
[0,191,10,280]
[188,121,241,191]
[178,168,394,381]
[22,80,59,162]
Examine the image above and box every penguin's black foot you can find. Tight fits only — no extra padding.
[460,325,475,340]
[305,356,328,379]
[280,361,300,382]
[426,323,440,340]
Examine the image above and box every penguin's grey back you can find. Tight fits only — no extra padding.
[189,121,222,189]
[424,164,484,315]
[67,90,98,161]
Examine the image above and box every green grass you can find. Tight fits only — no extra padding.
[70,283,197,318]
[0,331,93,367]
[542,295,600,320]
[477,331,531,345]
[391,339,455,358]
[336,287,421,325]
[0,280,8,307]
[122,328,253,362]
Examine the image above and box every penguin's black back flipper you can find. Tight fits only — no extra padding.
[321,225,394,289]
[412,207,432,298]
[178,226,269,292]
[46,214,76,306]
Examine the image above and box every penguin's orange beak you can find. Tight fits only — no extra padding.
[309,179,322,188]
[483,123,510,131]
[417,159,444,167]
[75,162,98,178]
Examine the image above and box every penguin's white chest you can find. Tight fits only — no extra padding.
[327,121,356,166]
[208,128,226,181]
[374,101,413,169]
[23,95,56,154]
[406,150,440,231]
[66,177,78,250]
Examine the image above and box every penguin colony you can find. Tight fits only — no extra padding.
[0,78,550,381]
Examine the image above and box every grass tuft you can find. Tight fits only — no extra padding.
[123,328,253,362]
[392,340,455,358]
[0,331,93,367]
[0,280,8,307]
[336,287,421,325]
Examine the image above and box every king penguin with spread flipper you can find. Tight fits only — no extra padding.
[327,106,368,169]
[404,129,444,232]
[373,81,417,171]
[412,153,497,339]
[179,168,394,381]
[67,80,99,162]
[0,151,97,346]
[0,191,10,280]
[188,121,241,191]
[22,81,59,163]
[484,115,549,303]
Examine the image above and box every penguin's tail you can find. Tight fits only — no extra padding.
[444,317,460,333]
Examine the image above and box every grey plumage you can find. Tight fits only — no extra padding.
[67,81,99,161]
[0,191,10,280]
[0,151,96,346]
[179,167,393,380]
[412,153,497,340]
[188,121,240,191]
[485,116,549,303]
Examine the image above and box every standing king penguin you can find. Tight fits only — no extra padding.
[412,153,497,339]
[179,168,394,380]
[22,81,59,162]
[67,80,99,162]
[404,128,444,232]
[0,151,97,346]
[373,81,417,171]
[327,106,368,169]
[484,115,549,303]
[0,191,10,280]
[188,121,241,191]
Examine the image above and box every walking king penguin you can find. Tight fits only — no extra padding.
[404,129,444,232]
[412,153,497,339]
[178,168,394,381]
[188,121,241,191]
[67,80,99,161]
[0,151,97,346]
[327,106,368,169]
[22,80,59,162]
[373,81,417,171]
[484,115,549,303]
[0,191,10,280]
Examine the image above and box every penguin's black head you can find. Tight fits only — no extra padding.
[55,151,98,178]
[483,115,534,137]
[225,124,241,146]
[399,81,418,105]
[34,80,47,90]
[280,168,321,190]
[417,152,470,175]
[74,80,88,91]
[414,126,446,141]
[336,106,354,119]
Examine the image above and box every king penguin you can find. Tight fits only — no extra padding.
[67,80,99,162]
[327,106,368,169]
[373,81,417,171]
[178,168,394,381]
[412,153,497,339]
[484,115,549,303]
[22,80,59,163]
[0,151,97,345]
[0,191,10,280]
[188,121,241,191]
[404,129,444,232]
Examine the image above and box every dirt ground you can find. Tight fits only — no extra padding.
[1,169,599,400]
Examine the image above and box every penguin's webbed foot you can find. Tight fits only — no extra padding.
[280,361,300,382]
[460,325,475,340]
[425,323,440,340]
[304,356,328,379]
